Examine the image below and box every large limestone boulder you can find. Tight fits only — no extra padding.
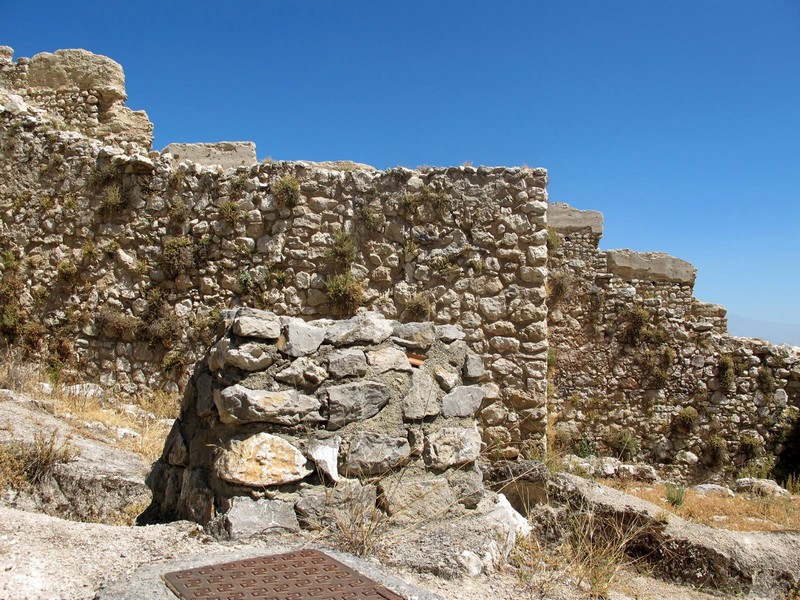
[27,49,127,100]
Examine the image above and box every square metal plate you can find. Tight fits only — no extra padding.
[162,548,405,599]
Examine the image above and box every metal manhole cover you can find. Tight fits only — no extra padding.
[162,549,405,599]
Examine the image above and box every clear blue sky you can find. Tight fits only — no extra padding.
[4,1,800,335]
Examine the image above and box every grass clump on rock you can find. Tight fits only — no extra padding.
[161,236,195,279]
[272,175,300,207]
[325,273,363,315]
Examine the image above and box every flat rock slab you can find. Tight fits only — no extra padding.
[326,381,391,430]
[215,384,321,425]
[100,546,442,600]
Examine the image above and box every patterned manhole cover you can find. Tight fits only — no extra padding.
[162,548,405,599]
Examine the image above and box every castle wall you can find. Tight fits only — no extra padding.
[0,55,549,458]
[547,203,800,481]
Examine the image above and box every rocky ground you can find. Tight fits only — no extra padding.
[0,388,797,599]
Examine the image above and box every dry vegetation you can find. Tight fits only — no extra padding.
[0,350,179,462]
[602,479,800,532]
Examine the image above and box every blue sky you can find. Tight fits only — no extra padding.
[4,1,800,339]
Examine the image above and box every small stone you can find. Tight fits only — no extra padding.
[441,385,484,418]
[734,478,788,497]
[424,426,482,469]
[343,431,411,477]
[278,318,326,357]
[463,350,486,380]
[275,357,328,389]
[403,369,440,420]
[435,324,466,342]
[325,311,394,346]
[224,341,275,371]
[232,308,281,339]
[307,436,341,482]
[215,384,322,425]
[214,432,312,487]
[326,381,392,430]
[367,346,412,373]
[392,322,436,349]
[692,484,734,498]
[223,497,300,539]
[327,348,368,379]
[433,365,460,392]
[377,473,460,524]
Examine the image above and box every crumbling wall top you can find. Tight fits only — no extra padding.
[26,49,127,101]
[606,249,697,285]
[547,202,603,236]
[162,142,258,169]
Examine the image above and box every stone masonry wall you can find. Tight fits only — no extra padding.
[0,47,549,459]
[0,47,153,148]
[547,203,800,481]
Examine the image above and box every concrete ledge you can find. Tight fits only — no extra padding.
[547,202,603,235]
[162,142,257,169]
[607,249,697,285]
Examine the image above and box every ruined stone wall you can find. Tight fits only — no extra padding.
[547,203,800,481]
[0,59,549,458]
[0,47,153,148]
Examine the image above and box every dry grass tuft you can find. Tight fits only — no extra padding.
[0,430,78,491]
[511,509,653,598]
[602,480,800,532]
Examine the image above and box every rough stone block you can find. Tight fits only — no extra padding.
[547,202,603,235]
[223,497,300,538]
[343,431,411,477]
[162,141,257,169]
[326,381,392,430]
[214,432,312,487]
[215,384,322,425]
[606,249,697,285]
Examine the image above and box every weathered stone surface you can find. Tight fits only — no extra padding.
[343,431,411,477]
[162,142,257,169]
[221,497,299,539]
[692,484,735,498]
[432,365,459,392]
[547,202,603,235]
[327,348,368,379]
[27,49,126,100]
[463,349,486,380]
[195,372,215,417]
[223,341,274,371]
[215,384,321,425]
[325,312,393,346]
[231,309,281,339]
[278,318,326,357]
[403,369,440,420]
[424,427,481,469]
[163,421,188,466]
[295,480,377,529]
[446,466,485,509]
[441,385,484,418]
[366,346,411,374]
[378,474,460,524]
[392,322,435,349]
[381,494,529,578]
[307,436,341,482]
[275,357,328,389]
[326,381,392,430]
[214,433,312,486]
[435,325,466,343]
[607,249,697,285]
[734,478,788,497]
